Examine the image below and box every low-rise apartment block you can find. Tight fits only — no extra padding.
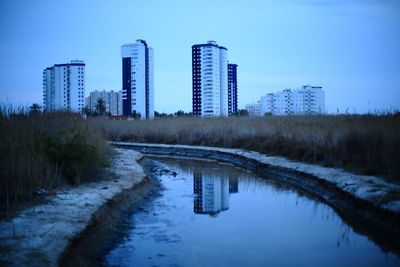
[85,90,122,116]
[247,85,325,116]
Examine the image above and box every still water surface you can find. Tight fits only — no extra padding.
[106,157,399,267]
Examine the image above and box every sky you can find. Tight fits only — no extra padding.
[0,0,399,113]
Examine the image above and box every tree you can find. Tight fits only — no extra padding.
[95,98,106,116]
[174,110,193,117]
[234,109,249,117]
[174,110,185,117]
[155,111,174,118]
[131,111,141,120]
[82,105,92,116]
[29,103,41,115]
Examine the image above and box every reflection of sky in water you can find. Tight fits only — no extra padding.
[106,158,400,267]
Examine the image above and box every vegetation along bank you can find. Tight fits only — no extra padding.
[94,114,400,183]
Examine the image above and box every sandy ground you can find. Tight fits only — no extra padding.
[0,148,146,267]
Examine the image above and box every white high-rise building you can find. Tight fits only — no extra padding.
[121,40,154,119]
[192,41,228,116]
[85,90,122,116]
[43,60,85,112]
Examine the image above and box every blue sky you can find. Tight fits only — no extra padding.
[0,0,399,113]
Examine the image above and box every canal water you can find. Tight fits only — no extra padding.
[105,157,400,267]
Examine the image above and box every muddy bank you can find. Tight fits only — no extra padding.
[0,148,149,267]
[60,157,165,266]
[112,142,400,244]
[59,174,158,266]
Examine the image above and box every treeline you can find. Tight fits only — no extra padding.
[155,109,250,118]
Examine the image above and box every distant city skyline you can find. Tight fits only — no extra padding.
[0,0,399,113]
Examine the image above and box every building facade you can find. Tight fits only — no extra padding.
[192,41,228,116]
[43,60,85,112]
[85,90,122,116]
[254,85,324,116]
[275,89,293,115]
[121,39,154,119]
[260,93,275,115]
[228,63,238,115]
[292,85,325,115]
[245,102,262,116]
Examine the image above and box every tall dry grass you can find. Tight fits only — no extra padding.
[0,109,110,211]
[94,114,400,183]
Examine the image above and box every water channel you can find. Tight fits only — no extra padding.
[106,156,400,267]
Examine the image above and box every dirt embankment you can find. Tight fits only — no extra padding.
[0,148,153,267]
[59,157,162,266]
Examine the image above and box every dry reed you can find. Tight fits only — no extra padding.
[94,114,400,183]
[0,109,110,211]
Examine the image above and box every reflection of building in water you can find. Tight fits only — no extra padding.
[193,171,236,215]
[229,177,238,193]
[193,170,203,213]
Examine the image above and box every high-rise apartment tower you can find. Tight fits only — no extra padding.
[121,39,154,119]
[228,63,238,115]
[192,41,228,116]
[43,60,85,112]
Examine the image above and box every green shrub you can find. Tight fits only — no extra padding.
[42,133,100,185]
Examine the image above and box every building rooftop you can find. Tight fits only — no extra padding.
[70,60,84,64]
[121,39,149,47]
[192,41,227,50]
[46,60,85,68]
